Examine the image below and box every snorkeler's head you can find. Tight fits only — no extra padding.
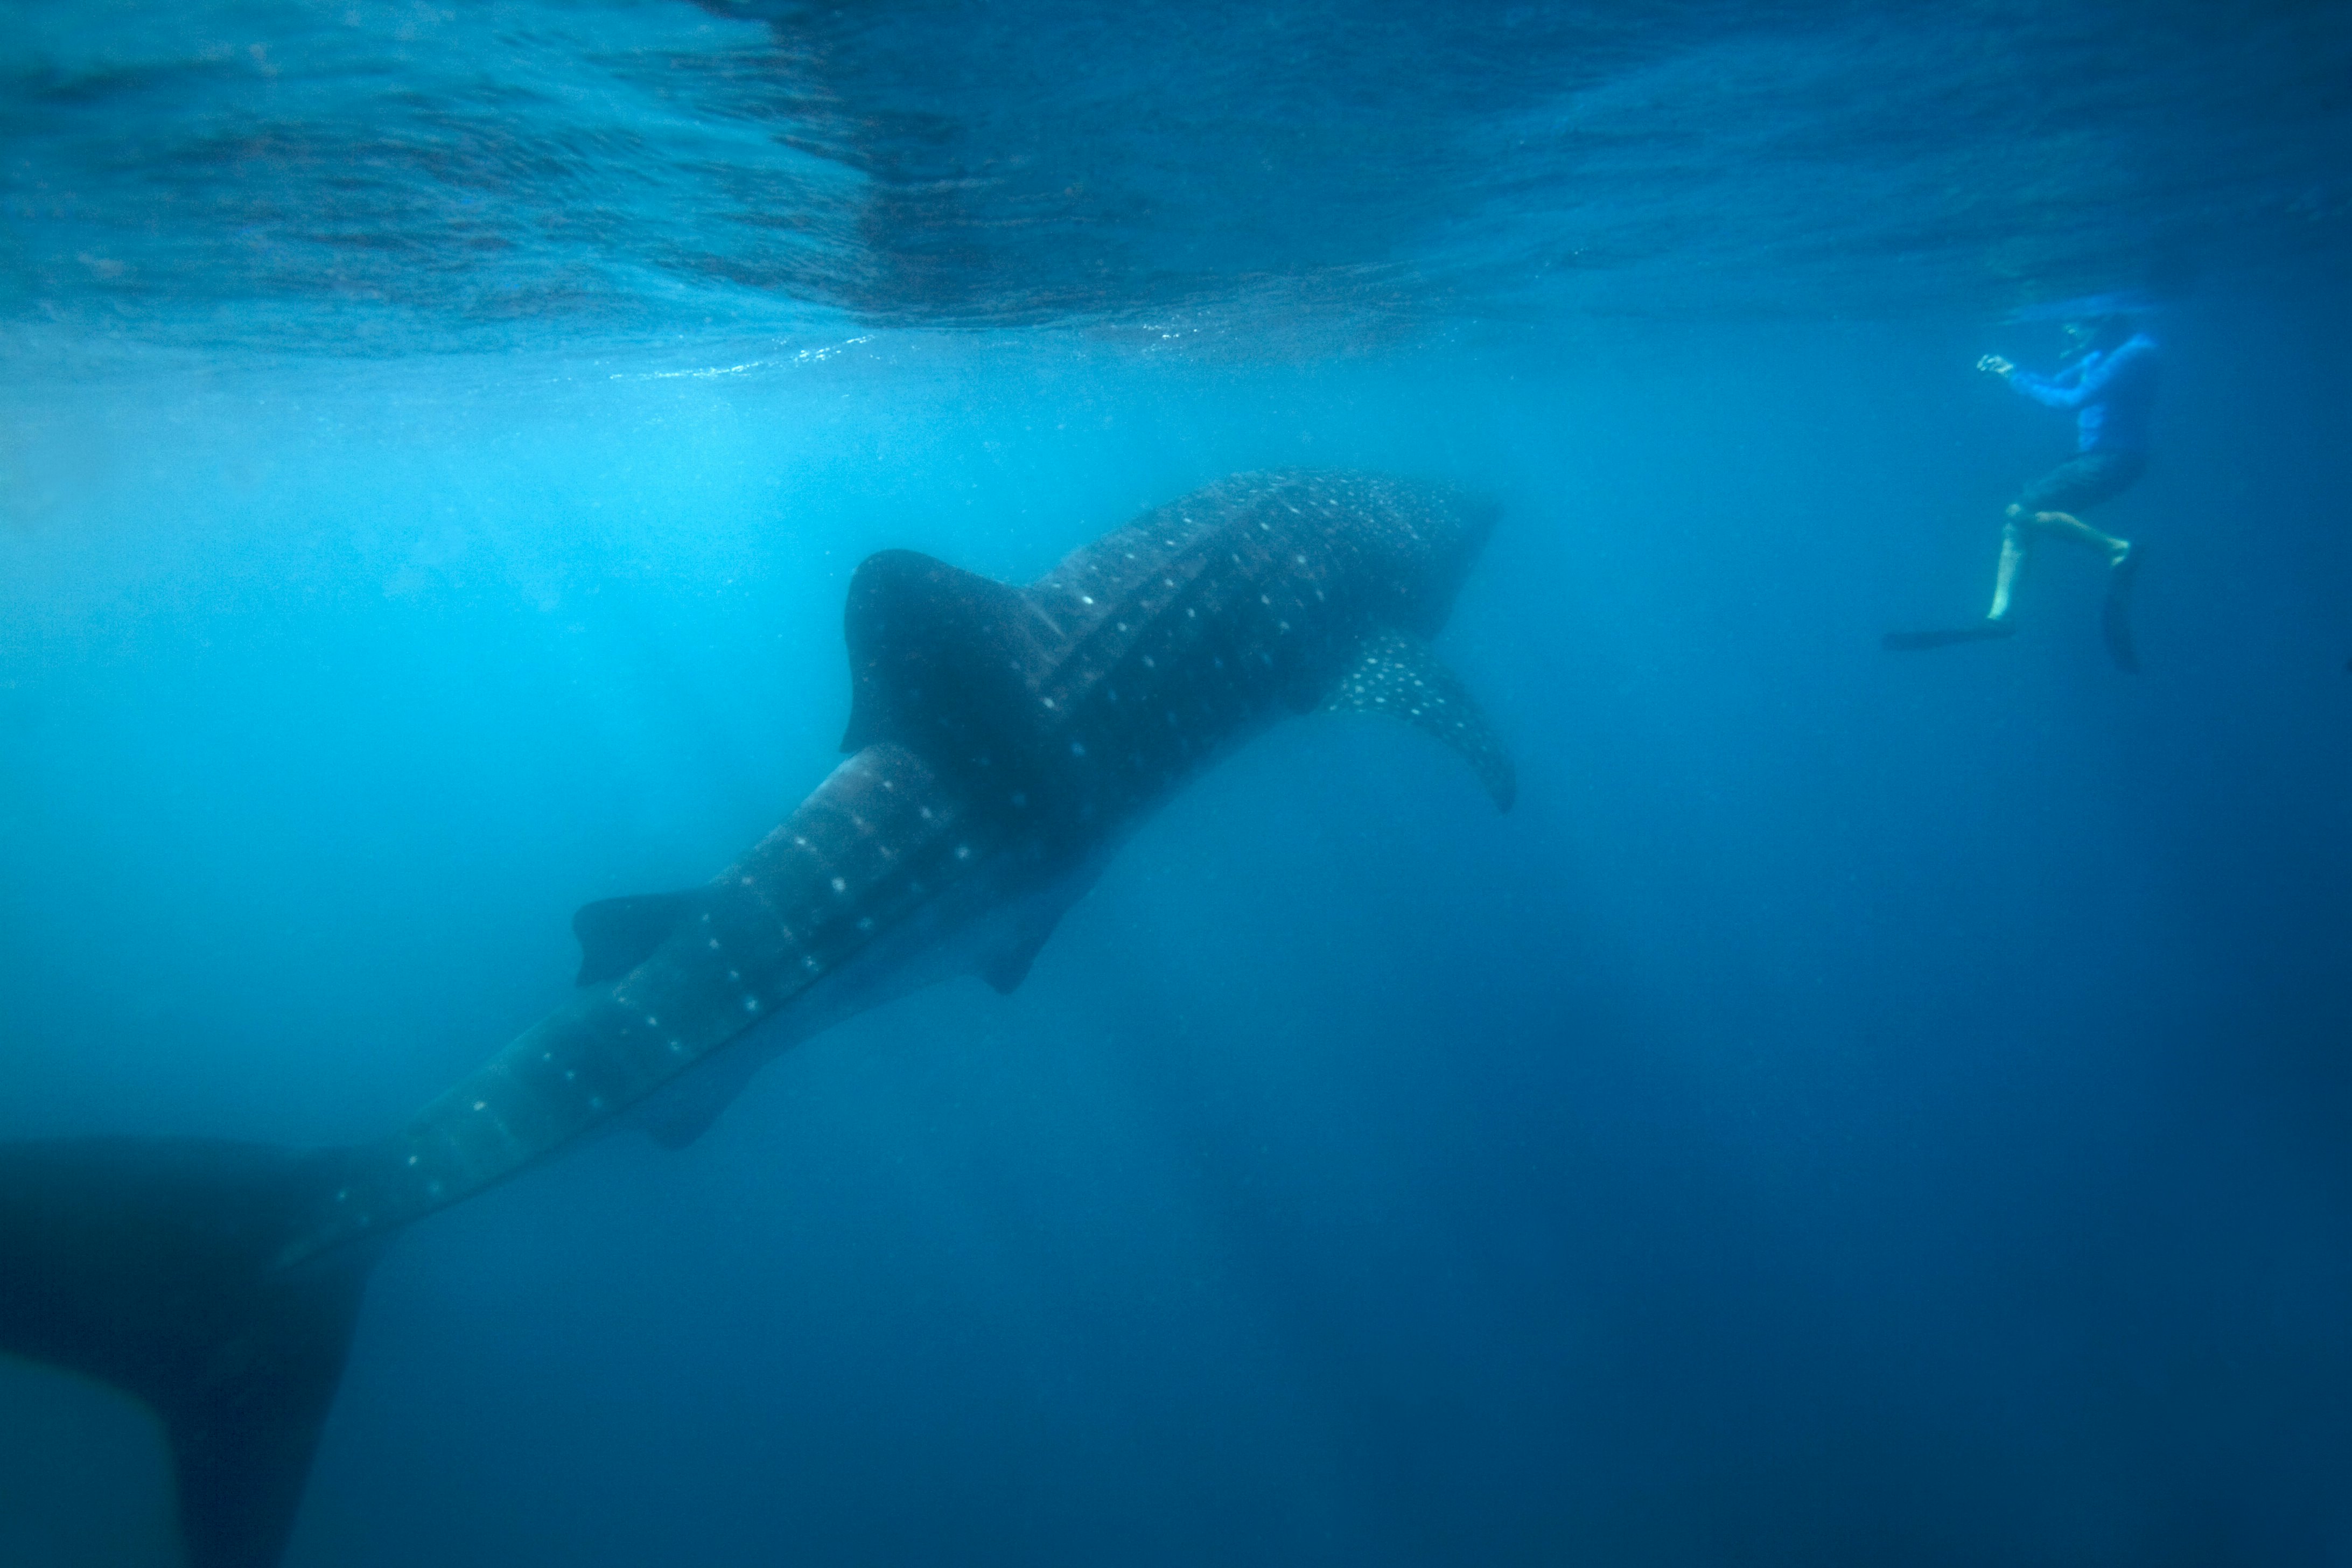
[2062,314,2133,358]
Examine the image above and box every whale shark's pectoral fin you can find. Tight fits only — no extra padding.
[573,891,702,986]
[841,549,1039,756]
[1323,629,1516,812]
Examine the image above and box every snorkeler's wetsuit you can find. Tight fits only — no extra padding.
[2008,333,2159,511]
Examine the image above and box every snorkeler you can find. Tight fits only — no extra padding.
[1885,313,2159,671]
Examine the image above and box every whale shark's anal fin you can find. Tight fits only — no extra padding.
[626,1040,774,1151]
[841,549,1041,760]
[978,920,1061,995]
[1323,629,1516,812]
[0,1137,375,1568]
[573,891,703,986]
[631,1074,740,1150]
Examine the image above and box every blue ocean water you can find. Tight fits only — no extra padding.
[4,3,2352,1565]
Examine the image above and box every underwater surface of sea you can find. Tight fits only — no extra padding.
[5,2,2352,1564]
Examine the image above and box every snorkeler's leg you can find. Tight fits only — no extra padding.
[1987,508,2029,622]
[2027,509,2129,559]
[1881,513,2020,652]
[2024,510,2138,669]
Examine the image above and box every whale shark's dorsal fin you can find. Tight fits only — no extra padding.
[573,891,702,986]
[841,549,1040,758]
[1323,629,1516,812]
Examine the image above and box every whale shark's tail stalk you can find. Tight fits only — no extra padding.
[0,1137,375,1568]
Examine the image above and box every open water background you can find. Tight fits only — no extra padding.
[4,2,2352,1564]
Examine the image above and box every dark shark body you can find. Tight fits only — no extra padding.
[0,470,1509,1568]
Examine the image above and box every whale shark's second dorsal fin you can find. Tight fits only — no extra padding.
[1324,629,1516,812]
[840,549,1042,760]
[573,891,702,986]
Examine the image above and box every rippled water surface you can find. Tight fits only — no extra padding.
[6,0,2350,351]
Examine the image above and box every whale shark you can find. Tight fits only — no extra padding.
[0,468,1511,1568]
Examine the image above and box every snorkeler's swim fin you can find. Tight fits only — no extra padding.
[1881,621,2014,652]
[2102,544,2140,673]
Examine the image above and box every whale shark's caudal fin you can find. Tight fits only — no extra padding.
[0,1137,376,1568]
[1324,629,1516,811]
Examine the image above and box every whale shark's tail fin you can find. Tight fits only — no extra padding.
[0,1137,375,1568]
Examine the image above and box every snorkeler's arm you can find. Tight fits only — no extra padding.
[2010,338,2151,409]
[2009,363,2089,408]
